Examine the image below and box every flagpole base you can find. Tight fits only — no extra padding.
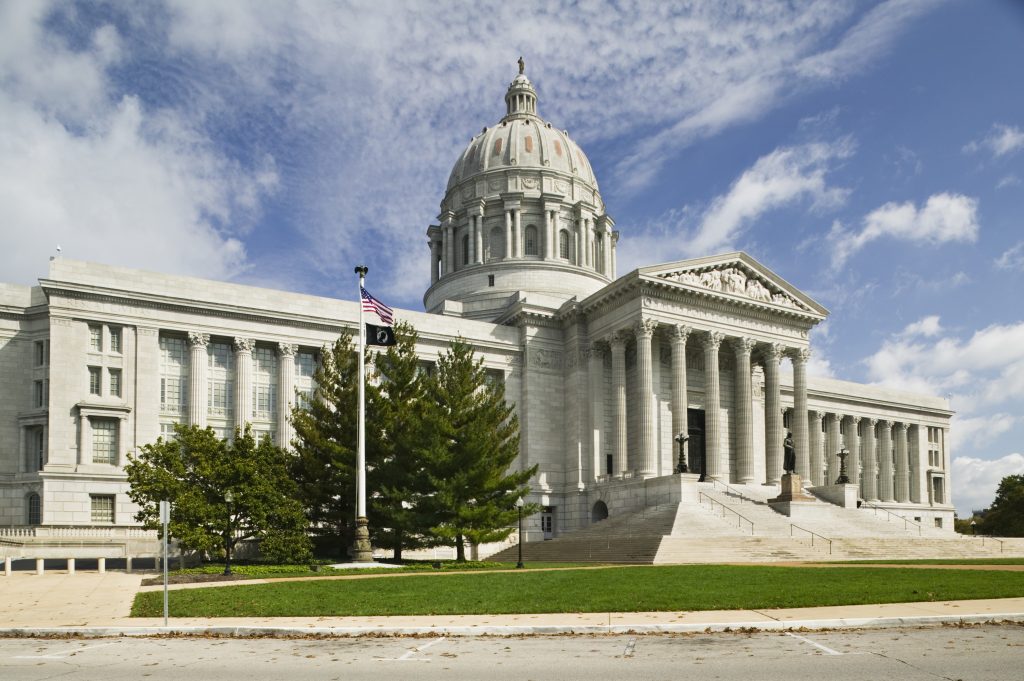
[352,516,373,563]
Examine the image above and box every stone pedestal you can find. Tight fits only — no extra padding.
[769,474,815,503]
[768,474,816,517]
[351,516,373,563]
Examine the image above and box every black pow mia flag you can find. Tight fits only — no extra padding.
[366,323,397,347]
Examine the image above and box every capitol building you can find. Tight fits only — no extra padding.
[0,64,963,561]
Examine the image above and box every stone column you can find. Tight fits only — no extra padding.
[895,422,910,502]
[791,348,811,480]
[429,239,440,283]
[467,218,476,265]
[762,343,783,484]
[475,215,484,264]
[878,420,894,502]
[634,319,658,477]
[611,231,618,278]
[445,222,455,274]
[277,343,296,450]
[553,211,561,258]
[909,424,922,504]
[513,208,522,258]
[544,210,553,259]
[505,210,513,259]
[610,332,628,476]
[825,413,840,484]
[703,331,725,481]
[588,344,605,479]
[810,411,825,486]
[846,416,861,493]
[187,332,209,428]
[669,325,691,470]
[586,217,594,267]
[863,418,879,501]
[733,337,755,484]
[233,338,254,432]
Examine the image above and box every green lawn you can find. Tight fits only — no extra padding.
[131,564,1024,618]
[834,557,1024,566]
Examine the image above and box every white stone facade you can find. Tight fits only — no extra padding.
[0,65,955,544]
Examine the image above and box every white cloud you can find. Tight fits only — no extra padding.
[996,242,1024,271]
[0,1,276,287]
[996,174,1020,189]
[831,193,979,268]
[689,140,853,256]
[952,453,1024,515]
[864,320,1024,446]
[964,123,1024,158]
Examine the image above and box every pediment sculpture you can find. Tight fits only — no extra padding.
[662,265,802,309]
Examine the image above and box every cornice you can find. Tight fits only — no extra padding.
[40,280,355,334]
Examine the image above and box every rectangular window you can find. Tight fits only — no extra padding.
[33,379,47,408]
[159,422,178,441]
[88,366,101,395]
[34,340,48,366]
[295,351,316,409]
[90,495,115,523]
[89,324,102,351]
[159,336,188,414]
[92,418,118,464]
[109,369,122,398]
[25,426,45,472]
[934,517,943,528]
[484,368,505,389]
[207,342,235,416]
[109,327,122,353]
[251,346,277,420]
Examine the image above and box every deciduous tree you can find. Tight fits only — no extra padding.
[977,474,1024,537]
[126,424,311,565]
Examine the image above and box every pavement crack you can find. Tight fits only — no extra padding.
[870,651,959,680]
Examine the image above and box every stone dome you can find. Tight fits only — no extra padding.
[424,60,617,322]
[444,72,603,212]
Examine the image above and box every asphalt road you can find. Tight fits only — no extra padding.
[2,624,1022,680]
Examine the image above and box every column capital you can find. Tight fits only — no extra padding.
[667,324,692,343]
[789,347,812,364]
[188,332,210,348]
[878,419,891,428]
[233,337,255,353]
[732,336,756,357]
[634,318,658,340]
[704,330,725,351]
[895,421,908,433]
[848,415,862,426]
[813,410,826,421]
[609,330,629,350]
[278,342,297,357]
[763,342,785,363]
[867,417,879,427]
[827,412,841,423]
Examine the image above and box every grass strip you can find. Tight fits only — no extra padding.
[832,558,1024,566]
[131,564,1024,618]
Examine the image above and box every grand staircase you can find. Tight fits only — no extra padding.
[488,481,1021,564]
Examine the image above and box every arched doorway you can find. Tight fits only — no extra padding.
[591,500,609,523]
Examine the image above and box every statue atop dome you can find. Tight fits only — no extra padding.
[518,56,525,75]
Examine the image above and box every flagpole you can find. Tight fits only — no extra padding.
[353,265,372,562]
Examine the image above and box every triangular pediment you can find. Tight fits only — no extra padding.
[639,252,828,317]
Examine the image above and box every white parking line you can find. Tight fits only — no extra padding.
[377,636,448,662]
[786,632,843,656]
[14,641,121,660]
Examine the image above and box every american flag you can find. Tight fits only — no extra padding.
[360,286,394,326]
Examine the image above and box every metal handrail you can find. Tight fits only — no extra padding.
[966,534,1005,553]
[861,503,923,536]
[790,523,833,555]
[698,492,755,535]
[709,478,754,503]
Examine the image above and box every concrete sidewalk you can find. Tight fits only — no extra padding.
[2,571,1023,637]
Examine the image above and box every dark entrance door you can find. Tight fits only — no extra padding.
[687,408,706,480]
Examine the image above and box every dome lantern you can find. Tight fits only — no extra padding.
[504,56,537,118]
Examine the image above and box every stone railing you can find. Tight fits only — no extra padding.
[0,526,158,539]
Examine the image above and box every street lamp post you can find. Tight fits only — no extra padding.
[835,447,850,484]
[674,433,689,474]
[515,497,525,569]
[971,519,977,536]
[223,489,234,576]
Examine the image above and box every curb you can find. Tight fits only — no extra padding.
[2,613,1023,638]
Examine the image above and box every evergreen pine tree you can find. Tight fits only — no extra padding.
[369,321,438,560]
[420,338,537,561]
[290,334,360,557]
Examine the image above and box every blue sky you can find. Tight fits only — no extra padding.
[1,0,1021,514]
